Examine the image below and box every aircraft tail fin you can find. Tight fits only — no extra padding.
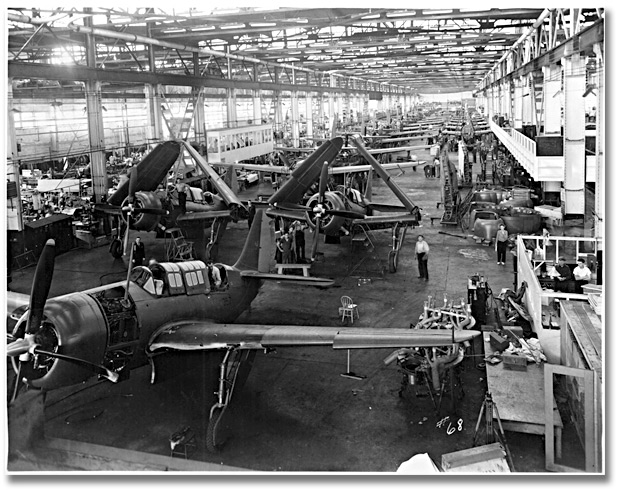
[233,208,272,273]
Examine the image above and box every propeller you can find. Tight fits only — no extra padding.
[8,239,119,401]
[115,167,168,256]
[309,161,330,261]
[26,238,56,336]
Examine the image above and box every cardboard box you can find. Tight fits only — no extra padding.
[502,353,528,371]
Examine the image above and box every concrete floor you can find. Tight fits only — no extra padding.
[6,147,586,473]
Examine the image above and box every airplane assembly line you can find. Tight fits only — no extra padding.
[5,7,604,476]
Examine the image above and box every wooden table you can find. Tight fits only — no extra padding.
[276,263,311,276]
[484,337,563,458]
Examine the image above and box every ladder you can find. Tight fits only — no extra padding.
[160,91,196,141]
[165,228,194,262]
[350,223,376,252]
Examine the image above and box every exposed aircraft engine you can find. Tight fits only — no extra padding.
[385,294,476,393]
[11,293,110,390]
[122,191,162,231]
[305,191,348,236]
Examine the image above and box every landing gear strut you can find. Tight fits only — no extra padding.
[205,347,255,453]
[388,223,408,273]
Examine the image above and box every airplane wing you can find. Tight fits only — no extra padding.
[176,210,233,222]
[352,214,420,226]
[148,321,480,353]
[344,144,432,154]
[329,161,424,174]
[211,162,292,175]
[265,208,307,221]
[239,271,334,287]
[274,146,316,153]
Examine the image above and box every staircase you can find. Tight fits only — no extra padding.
[440,155,459,225]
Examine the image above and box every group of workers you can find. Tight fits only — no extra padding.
[275,220,308,264]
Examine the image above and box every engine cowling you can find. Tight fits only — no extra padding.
[13,293,109,390]
[123,191,163,232]
[304,191,348,236]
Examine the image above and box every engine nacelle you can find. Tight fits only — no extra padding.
[305,191,347,236]
[124,191,163,232]
[16,293,109,390]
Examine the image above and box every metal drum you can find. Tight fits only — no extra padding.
[472,191,499,203]
[470,201,499,213]
[511,206,536,216]
[502,214,542,234]
[469,210,500,231]
[473,218,504,242]
[499,198,534,209]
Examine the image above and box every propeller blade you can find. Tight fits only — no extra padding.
[128,207,169,216]
[123,220,131,256]
[310,215,321,261]
[33,348,119,383]
[128,166,138,203]
[7,338,30,357]
[325,209,366,220]
[26,239,55,335]
[318,161,330,204]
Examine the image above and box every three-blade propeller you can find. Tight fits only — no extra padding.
[271,161,364,261]
[120,166,168,255]
[7,239,119,401]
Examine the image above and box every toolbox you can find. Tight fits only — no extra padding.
[501,353,528,371]
[489,332,509,353]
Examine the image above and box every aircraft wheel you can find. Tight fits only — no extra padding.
[388,250,398,273]
[109,239,123,258]
[206,407,223,453]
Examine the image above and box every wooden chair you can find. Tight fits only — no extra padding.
[339,295,359,324]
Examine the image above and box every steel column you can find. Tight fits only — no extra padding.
[84,14,107,203]
[6,81,24,231]
[562,53,586,217]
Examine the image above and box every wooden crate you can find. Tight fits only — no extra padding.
[502,353,528,371]
[441,443,511,472]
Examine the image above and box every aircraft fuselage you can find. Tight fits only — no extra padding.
[16,268,262,391]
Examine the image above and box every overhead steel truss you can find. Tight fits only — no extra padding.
[7,7,604,96]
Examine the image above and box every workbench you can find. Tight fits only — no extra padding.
[484,336,564,458]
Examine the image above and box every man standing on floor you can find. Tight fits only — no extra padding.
[414,234,430,281]
[494,223,509,265]
[131,236,145,267]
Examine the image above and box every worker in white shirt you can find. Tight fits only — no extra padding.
[414,235,430,281]
[573,259,592,293]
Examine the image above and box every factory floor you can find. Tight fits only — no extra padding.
[6,147,588,474]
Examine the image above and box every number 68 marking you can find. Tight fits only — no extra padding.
[446,418,463,435]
